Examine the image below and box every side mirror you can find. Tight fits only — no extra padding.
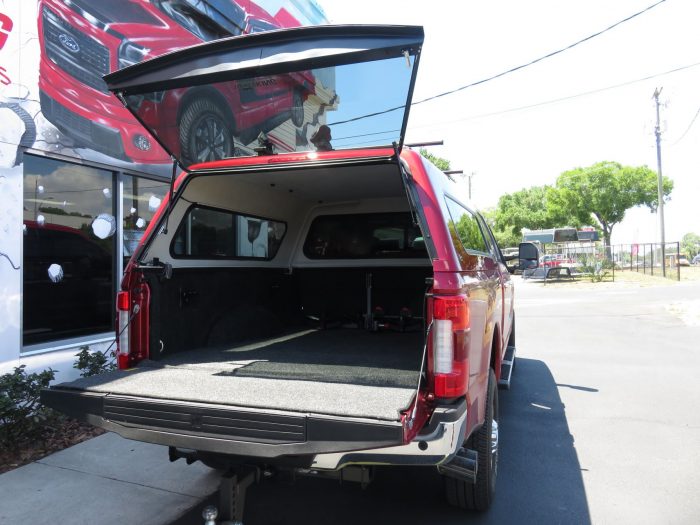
[518,242,539,271]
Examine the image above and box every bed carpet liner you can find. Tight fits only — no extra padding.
[60,329,424,422]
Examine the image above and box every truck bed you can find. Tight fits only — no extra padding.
[54,329,424,422]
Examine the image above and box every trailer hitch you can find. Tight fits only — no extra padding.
[200,465,260,525]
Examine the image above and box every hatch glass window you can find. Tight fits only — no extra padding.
[173,205,286,259]
[125,54,416,166]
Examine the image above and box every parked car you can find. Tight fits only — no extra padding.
[678,256,690,267]
[539,253,575,268]
[42,25,529,518]
[37,0,314,164]
[692,254,700,265]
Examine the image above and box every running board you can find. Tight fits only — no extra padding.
[499,345,516,389]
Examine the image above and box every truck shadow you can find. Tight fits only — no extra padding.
[176,358,590,524]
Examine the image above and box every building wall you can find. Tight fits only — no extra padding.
[0,0,328,380]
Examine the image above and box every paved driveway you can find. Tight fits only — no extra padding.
[176,278,700,524]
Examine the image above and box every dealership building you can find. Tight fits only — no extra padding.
[0,0,329,381]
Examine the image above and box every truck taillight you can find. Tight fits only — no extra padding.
[117,291,130,369]
[432,295,470,398]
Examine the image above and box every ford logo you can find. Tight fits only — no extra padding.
[58,33,80,53]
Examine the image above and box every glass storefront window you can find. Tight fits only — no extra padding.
[122,176,168,265]
[23,156,116,346]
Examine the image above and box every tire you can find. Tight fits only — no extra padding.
[444,368,499,511]
[290,89,304,127]
[180,98,234,165]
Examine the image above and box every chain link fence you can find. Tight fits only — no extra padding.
[608,242,681,281]
[535,241,682,281]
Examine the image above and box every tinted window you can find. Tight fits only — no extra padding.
[303,213,427,259]
[478,215,504,262]
[444,197,490,254]
[23,156,115,345]
[553,228,578,243]
[173,206,285,259]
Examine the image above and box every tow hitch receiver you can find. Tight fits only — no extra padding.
[437,447,478,483]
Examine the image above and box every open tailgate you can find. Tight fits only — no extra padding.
[41,366,408,458]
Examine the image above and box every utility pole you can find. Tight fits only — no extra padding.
[468,172,475,200]
[653,87,666,277]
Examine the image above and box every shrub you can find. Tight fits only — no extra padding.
[0,365,57,448]
[578,255,611,283]
[74,345,115,378]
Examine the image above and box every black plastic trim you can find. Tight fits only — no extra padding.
[418,398,467,437]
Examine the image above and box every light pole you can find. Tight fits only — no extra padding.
[653,87,666,277]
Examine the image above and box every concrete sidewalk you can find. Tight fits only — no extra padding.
[0,433,219,525]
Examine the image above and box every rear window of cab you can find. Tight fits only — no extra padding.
[303,212,428,259]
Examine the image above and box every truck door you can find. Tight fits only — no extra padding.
[481,217,514,349]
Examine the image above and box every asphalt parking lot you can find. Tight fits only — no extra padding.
[3,277,698,524]
[175,277,700,525]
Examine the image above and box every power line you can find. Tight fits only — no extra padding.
[333,60,700,141]
[671,104,700,145]
[411,0,668,107]
[330,0,669,127]
[408,60,700,131]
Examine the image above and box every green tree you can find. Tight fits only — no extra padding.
[547,161,673,248]
[681,232,700,257]
[482,209,520,248]
[494,185,561,241]
[418,148,451,171]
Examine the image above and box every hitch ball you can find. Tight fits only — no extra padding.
[202,505,218,525]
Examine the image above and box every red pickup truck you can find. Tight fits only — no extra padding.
[43,26,529,518]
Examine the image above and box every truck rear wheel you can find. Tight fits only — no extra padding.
[444,368,499,511]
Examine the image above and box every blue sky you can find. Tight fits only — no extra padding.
[324,0,700,244]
